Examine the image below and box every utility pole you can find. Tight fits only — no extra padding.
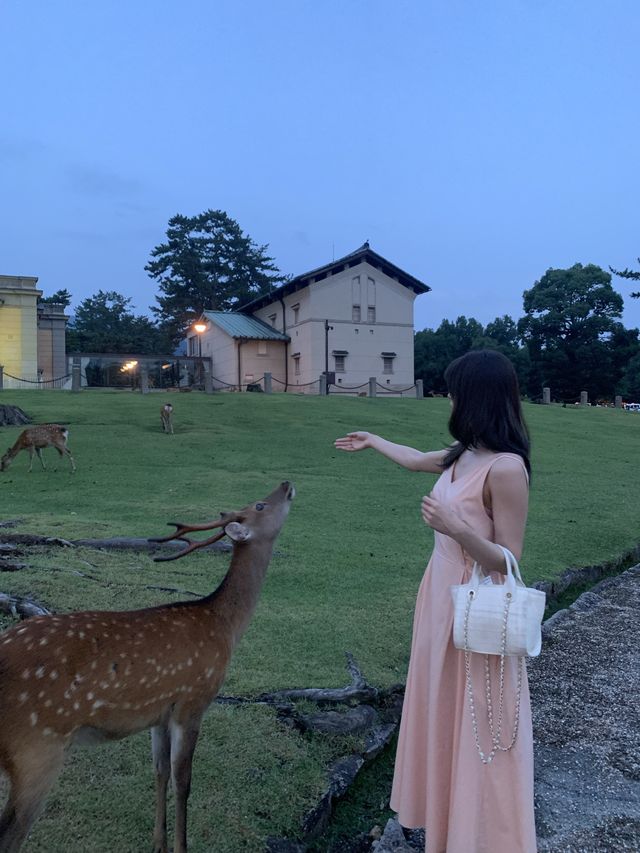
[324,319,333,395]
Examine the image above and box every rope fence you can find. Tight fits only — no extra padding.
[2,372,71,389]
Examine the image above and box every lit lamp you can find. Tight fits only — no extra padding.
[193,323,207,357]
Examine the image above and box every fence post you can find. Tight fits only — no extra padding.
[263,372,272,394]
[319,374,327,396]
[543,387,551,405]
[139,363,149,394]
[615,395,622,409]
[71,359,81,393]
[580,391,588,406]
[369,377,376,398]
[415,379,424,399]
[0,365,3,390]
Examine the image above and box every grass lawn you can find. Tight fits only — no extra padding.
[0,390,638,851]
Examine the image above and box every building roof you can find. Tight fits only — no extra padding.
[202,310,290,341]
[239,242,431,313]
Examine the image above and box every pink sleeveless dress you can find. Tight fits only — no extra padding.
[390,453,537,853]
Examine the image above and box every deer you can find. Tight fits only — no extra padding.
[160,403,174,434]
[0,480,295,853]
[0,425,76,473]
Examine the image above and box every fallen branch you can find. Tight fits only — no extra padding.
[256,651,380,704]
[0,532,231,554]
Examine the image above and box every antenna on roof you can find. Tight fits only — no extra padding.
[332,241,335,261]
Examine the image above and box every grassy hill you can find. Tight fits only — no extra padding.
[0,390,638,851]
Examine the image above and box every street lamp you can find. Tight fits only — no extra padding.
[193,323,207,386]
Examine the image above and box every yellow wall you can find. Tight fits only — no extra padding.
[0,276,41,381]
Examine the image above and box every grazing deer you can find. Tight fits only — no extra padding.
[0,425,76,473]
[160,403,174,434]
[0,481,294,853]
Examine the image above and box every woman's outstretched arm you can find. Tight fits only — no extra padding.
[334,431,448,473]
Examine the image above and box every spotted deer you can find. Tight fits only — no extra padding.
[160,403,174,434]
[0,425,76,473]
[0,481,294,853]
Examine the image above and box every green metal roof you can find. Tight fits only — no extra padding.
[202,311,290,341]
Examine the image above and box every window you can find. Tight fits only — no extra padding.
[335,355,345,372]
[292,303,300,324]
[352,305,361,323]
[269,313,277,327]
[367,277,376,305]
[293,353,300,376]
[382,352,396,374]
[188,336,198,356]
[367,307,376,323]
[257,341,267,356]
[351,275,361,304]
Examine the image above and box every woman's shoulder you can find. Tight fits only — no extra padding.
[486,453,529,483]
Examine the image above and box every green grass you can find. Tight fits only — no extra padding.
[0,390,639,850]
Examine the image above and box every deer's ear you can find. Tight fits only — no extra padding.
[224,521,252,542]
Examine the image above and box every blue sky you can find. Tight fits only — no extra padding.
[2,0,639,333]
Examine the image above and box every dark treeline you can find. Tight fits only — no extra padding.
[415,264,640,402]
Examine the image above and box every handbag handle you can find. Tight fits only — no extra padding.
[469,545,524,593]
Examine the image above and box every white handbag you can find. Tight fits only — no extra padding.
[450,545,546,657]
[450,546,546,764]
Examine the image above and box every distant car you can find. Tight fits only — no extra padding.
[623,403,640,412]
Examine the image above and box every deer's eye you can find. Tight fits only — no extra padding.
[255,502,265,511]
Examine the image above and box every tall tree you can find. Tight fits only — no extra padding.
[146,210,287,343]
[66,291,170,354]
[518,264,624,400]
[39,289,72,307]
[414,316,484,393]
[609,257,640,298]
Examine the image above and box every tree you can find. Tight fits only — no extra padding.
[618,351,640,400]
[414,316,484,393]
[39,289,72,307]
[518,264,624,400]
[610,258,640,299]
[66,291,170,354]
[146,210,288,343]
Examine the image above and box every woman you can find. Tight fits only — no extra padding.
[335,350,537,853]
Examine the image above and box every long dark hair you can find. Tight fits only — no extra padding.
[442,350,531,478]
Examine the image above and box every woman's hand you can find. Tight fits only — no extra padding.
[421,493,465,538]
[334,431,374,452]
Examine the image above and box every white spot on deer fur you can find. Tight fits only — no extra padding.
[16,628,27,635]
[140,677,147,684]
[18,692,28,703]
[64,690,72,699]
[79,631,85,639]
[100,681,109,689]
[87,692,94,701]
[39,638,48,646]
[35,666,46,679]
[45,699,52,708]
[21,669,30,679]
[66,631,75,638]
[43,727,53,736]
[119,652,126,659]
[57,707,64,715]
[91,661,97,670]
[187,658,193,666]
[92,700,105,710]
[61,656,68,664]
[73,701,80,710]
[50,670,58,680]
[1,638,12,646]
[30,712,38,726]
[38,690,45,699]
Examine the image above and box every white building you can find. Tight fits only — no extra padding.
[187,243,430,392]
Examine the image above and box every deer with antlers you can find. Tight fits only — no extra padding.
[0,481,294,853]
[0,425,76,473]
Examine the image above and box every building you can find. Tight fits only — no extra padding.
[0,275,69,387]
[187,243,430,391]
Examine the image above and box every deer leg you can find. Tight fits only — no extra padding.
[64,449,76,473]
[0,744,64,853]
[170,715,203,853]
[151,724,171,853]
[36,449,47,471]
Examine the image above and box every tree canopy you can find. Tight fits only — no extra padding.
[518,264,624,399]
[146,210,287,343]
[66,291,170,354]
[610,257,640,299]
[39,288,72,307]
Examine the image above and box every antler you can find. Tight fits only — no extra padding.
[149,517,229,562]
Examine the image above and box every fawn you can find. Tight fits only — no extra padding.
[160,403,174,434]
[0,481,294,853]
[0,425,76,473]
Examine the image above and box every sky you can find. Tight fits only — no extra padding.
[2,0,640,334]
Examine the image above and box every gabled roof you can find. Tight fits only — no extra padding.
[202,311,290,341]
[239,242,430,313]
